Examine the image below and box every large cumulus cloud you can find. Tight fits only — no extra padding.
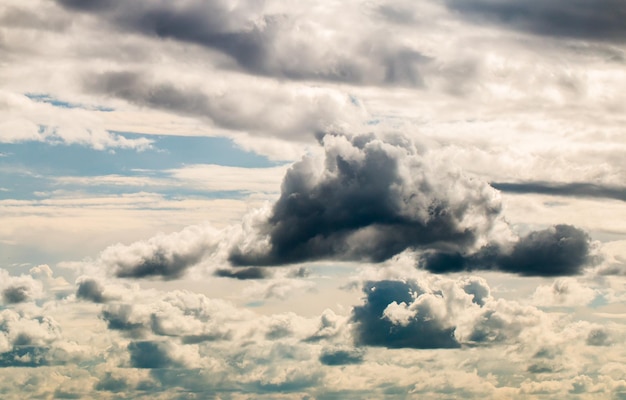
[230,133,505,266]
[230,133,594,276]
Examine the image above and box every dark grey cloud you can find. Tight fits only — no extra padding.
[128,341,181,369]
[491,181,626,202]
[527,363,554,374]
[84,70,354,140]
[319,347,364,366]
[2,285,30,304]
[446,0,626,42]
[76,279,106,303]
[95,372,128,393]
[587,328,611,346]
[351,280,460,349]
[418,224,593,276]
[56,0,426,86]
[230,133,500,266]
[181,333,231,344]
[95,373,129,393]
[100,306,146,338]
[114,249,203,280]
[214,267,269,280]
[85,71,212,120]
[0,346,51,367]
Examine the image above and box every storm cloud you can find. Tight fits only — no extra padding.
[419,224,593,276]
[230,133,504,266]
[229,133,594,276]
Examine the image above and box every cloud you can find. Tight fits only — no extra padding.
[418,224,594,276]
[305,309,345,343]
[319,347,364,366]
[230,133,506,266]
[75,278,106,303]
[445,0,626,42]
[586,328,611,346]
[351,276,552,349]
[532,278,598,307]
[229,133,593,277]
[491,181,626,202]
[0,91,154,151]
[214,267,270,280]
[99,290,243,343]
[84,70,365,140]
[351,280,460,349]
[2,286,30,304]
[0,269,43,304]
[243,278,316,300]
[0,308,64,367]
[98,224,223,279]
[127,341,182,369]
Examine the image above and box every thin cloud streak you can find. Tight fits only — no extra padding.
[492,181,626,202]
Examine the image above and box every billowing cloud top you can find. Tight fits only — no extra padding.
[231,133,504,266]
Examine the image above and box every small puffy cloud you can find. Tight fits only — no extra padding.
[76,278,107,303]
[532,278,598,307]
[586,328,612,347]
[98,224,224,279]
[127,341,183,369]
[305,309,345,343]
[0,269,44,304]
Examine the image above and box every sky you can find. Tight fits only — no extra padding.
[1,0,626,398]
